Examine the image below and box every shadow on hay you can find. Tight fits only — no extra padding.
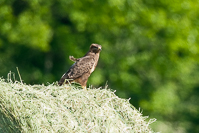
[0,110,21,133]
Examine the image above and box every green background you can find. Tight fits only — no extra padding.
[0,0,199,132]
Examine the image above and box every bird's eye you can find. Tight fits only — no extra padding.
[92,46,98,50]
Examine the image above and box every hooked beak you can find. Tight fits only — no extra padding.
[98,47,102,51]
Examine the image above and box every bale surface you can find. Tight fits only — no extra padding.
[0,78,156,133]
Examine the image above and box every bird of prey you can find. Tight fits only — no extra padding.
[58,44,102,90]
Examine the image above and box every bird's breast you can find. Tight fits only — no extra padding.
[90,62,96,73]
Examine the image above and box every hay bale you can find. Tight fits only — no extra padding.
[0,78,156,133]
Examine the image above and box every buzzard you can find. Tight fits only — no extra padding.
[58,44,102,90]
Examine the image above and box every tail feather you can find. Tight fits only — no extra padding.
[58,78,73,86]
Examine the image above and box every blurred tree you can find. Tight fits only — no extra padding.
[0,0,199,132]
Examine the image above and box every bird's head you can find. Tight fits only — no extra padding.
[90,44,102,53]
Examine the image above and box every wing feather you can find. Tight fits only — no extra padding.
[58,56,95,85]
[68,56,95,79]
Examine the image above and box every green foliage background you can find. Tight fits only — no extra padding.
[0,0,199,132]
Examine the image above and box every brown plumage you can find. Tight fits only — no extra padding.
[58,44,102,89]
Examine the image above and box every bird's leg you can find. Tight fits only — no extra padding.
[82,85,87,90]
[69,56,78,62]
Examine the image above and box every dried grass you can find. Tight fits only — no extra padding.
[0,77,156,133]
